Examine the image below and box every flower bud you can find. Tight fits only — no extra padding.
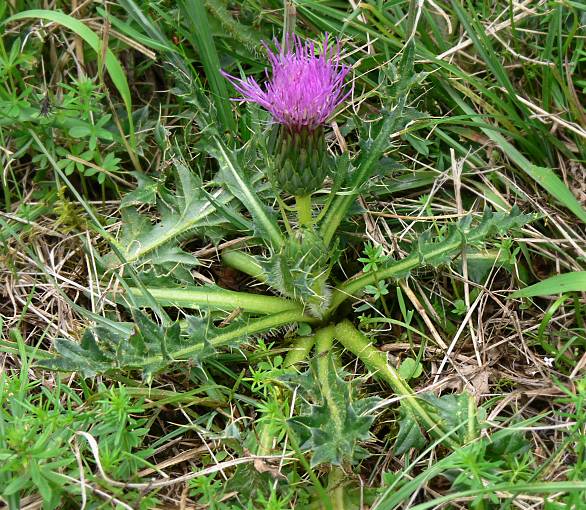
[272,126,331,196]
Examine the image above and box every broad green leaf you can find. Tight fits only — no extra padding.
[421,393,472,442]
[6,10,135,145]
[394,392,473,455]
[394,410,426,455]
[454,249,516,283]
[120,172,158,207]
[510,272,586,298]
[485,428,531,460]
[398,358,423,380]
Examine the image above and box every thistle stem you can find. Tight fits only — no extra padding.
[221,249,266,283]
[315,326,337,410]
[327,234,462,315]
[327,466,347,510]
[315,326,349,509]
[295,194,313,228]
[126,286,299,315]
[333,320,460,451]
[284,335,315,368]
[315,325,336,392]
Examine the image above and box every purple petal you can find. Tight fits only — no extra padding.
[221,33,350,131]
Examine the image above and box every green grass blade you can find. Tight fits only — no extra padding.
[6,10,135,147]
[510,272,586,298]
[444,84,586,223]
[179,0,236,132]
[114,0,174,51]
[407,481,586,510]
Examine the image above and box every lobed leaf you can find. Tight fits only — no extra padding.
[42,309,317,379]
[105,155,242,275]
[329,207,534,313]
[283,356,380,467]
[206,136,284,248]
[41,312,200,380]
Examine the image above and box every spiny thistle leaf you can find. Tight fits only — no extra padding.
[282,356,380,467]
[415,207,534,271]
[42,309,310,380]
[393,392,475,455]
[330,207,534,312]
[260,231,337,317]
[105,155,242,277]
[204,136,283,248]
[40,311,237,380]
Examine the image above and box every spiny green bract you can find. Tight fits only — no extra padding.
[272,126,332,196]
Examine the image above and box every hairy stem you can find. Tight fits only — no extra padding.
[315,326,349,509]
[284,335,315,368]
[142,309,318,365]
[328,251,426,314]
[328,208,530,314]
[221,249,266,282]
[295,194,313,228]
[316,325,335,360]
[315,326,339,426]
[327,466,347,510]
[334,320,460,450]
[126,286,297,315]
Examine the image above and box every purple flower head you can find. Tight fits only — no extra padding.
[221,34,350,132]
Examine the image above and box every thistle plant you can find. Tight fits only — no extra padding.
[222,34,351,315]
[221,34,349,205]
[45,30,533,474]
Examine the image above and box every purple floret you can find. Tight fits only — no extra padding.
[221,34,350,132]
